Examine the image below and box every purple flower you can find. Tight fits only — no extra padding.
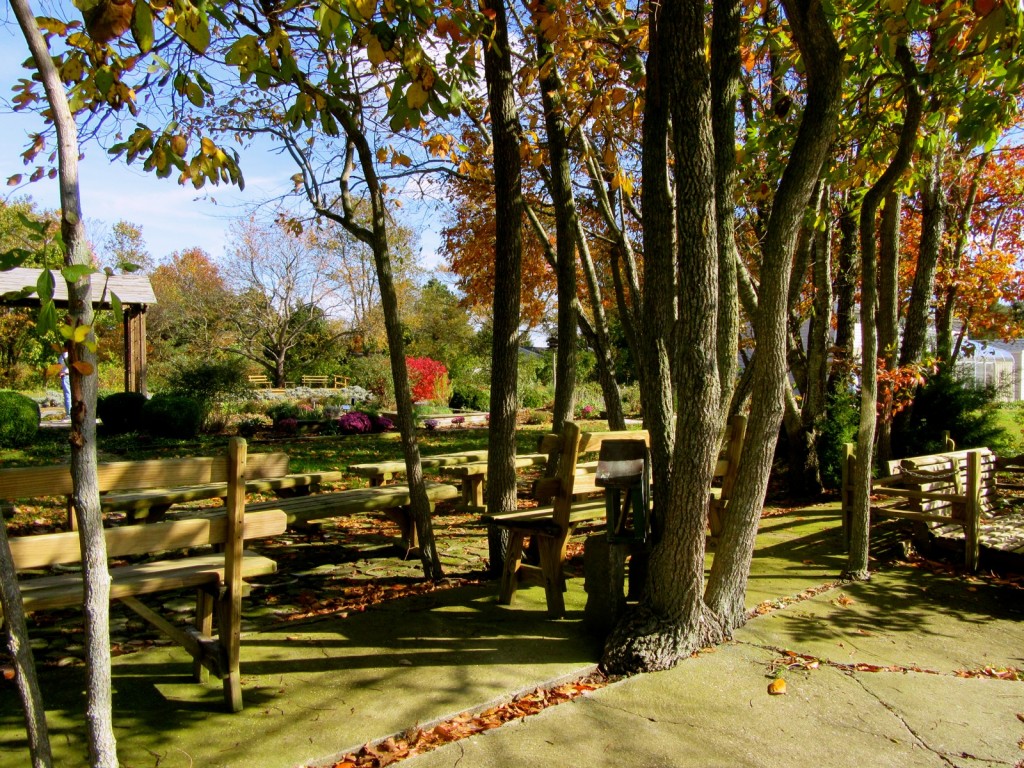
[337,411,373,434]
[277,417,298,434]
[371,415,395,433]
[451,416,465,427]
[424,418,439,430]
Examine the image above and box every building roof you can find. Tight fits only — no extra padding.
[0,267,156,307]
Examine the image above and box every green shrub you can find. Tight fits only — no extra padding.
[449,385,489,411]
[97,392,148,434]
[166,359,250,402]
[574,381,605,417]
[143,393,207,439]
[0,390,39,447]
[891,371,1004,457]
[266,401,304,424]
[817,380,860,490]
[519,384,551,410]
[345,354,395,408]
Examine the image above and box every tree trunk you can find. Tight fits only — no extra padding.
[603,0,724,673]
[848,43,923,579]
[711,0,742,418]
[936,154,987,364]
[12,2,117,764]
[536,0,577,433]
[705,0,843,628]
[830,195,859,391]
[876,190,901,466]
[900,148,945,366]
[482,0,524,577]
[0,523,51,768]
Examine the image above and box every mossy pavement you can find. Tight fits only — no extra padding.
[1,504,1022,768]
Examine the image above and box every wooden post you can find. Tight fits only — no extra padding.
[965,450,981,572]
[123,305,148,395]
[220,437,247,712]
[841,443,854,549]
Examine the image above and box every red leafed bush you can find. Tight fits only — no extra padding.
[406,357,450,403]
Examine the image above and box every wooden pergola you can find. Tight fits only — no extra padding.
[0,267,157,395]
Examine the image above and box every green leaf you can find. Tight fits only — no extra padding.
[174,5,211,54]
[132,0,155,53]
[111,291,124,323]
[61,264,95,283]
[95,67,115,97]
[186,80,205,107]
[36,269,55,301]
[37,301,59,336]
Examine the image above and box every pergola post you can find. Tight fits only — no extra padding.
[123,305,148,395]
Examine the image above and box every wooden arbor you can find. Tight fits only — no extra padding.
[0,267,156,394]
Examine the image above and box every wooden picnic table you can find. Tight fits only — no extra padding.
[439,453,550,511]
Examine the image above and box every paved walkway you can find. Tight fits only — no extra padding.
[1,506,1021,768]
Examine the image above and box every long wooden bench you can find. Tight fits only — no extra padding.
[484,415,747,618]
[245,481,460,557]
[840,445,1002,571]
[248,374,271,388]
[350,450,490,486]
[1,439,287,712]
[0,452,343,525]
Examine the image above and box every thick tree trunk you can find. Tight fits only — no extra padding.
[604,0,723,674]
[705,0,843,628]
[848,44,922,579]
[12,2,116,764]
[536,0,577,433]
[482,0,524,576]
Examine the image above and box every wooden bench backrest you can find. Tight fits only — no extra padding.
[533,427,650,503]
[7,508,288,570]
[885,448,996,516]
[0,451,290,500]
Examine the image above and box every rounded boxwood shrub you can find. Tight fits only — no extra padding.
[143,393,207,439]
[97,392,149,434]
[0,390,39,447]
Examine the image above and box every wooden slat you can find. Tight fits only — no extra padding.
[245,482,460,525]
[9,510,287,570]
[17,552,278,613]
[349,450,489,478]
[577,429,650,455]
[0,452,289,501]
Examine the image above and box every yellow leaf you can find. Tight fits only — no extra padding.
[767,678,787,695]
[406,82,428,109]
[45,363,63,378]
[377,147,389,162]
[72,325,90,343]
[367,35,387,66]
[201,136,217,156]
[354,0,377,19]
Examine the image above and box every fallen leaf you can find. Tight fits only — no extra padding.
[836,594,856,606]
[767,678,787,695]
[1017,713,1024,724]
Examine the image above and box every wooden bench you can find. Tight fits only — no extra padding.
[247,374,271,388]
[1,453,344,526]
[301,375,330,388]
[333,374,350,389]
[484,414,746,618]
[438,453,549,512]
[1,439,287,712]
[841,445,1001,571]
[245,481,460,557]
[350,450,490,486]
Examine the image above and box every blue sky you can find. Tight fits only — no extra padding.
[0,10,444,269]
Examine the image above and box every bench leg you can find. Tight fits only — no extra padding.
[538,535,566,619]
[498,531,525,605]
[194,588,214,684]
[216,592,243,713]
[462,477,484,510]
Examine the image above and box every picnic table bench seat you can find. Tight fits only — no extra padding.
[245,481,460,557]
[350,450,490,486]
[2,439,286,712]
[440,453,550,511]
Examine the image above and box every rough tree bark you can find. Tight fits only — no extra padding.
[876,190,902,466]
[704,0,843,628]
[482,0,524,574]
[536,0,577,433]
[11,0,116,763]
